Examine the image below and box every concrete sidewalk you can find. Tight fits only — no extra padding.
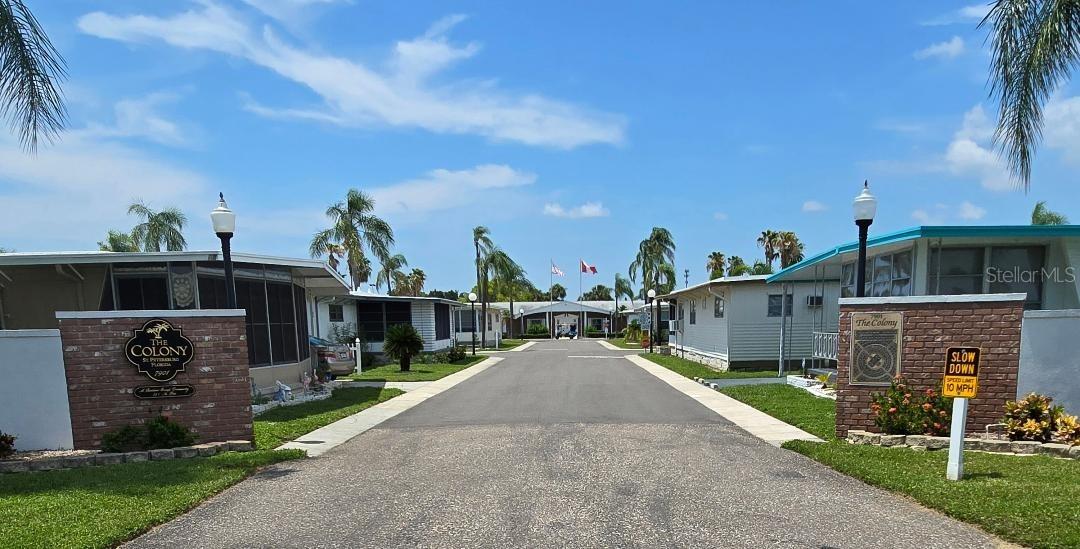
[626,354,821,446]
[596,340,641,351]
[278,356,503,457]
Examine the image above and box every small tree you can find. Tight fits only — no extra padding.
[384,324,423,372]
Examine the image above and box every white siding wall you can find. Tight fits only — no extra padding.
[315,300,357,341]
[672,286,729,359]
[410,301,453,351]
[728,281,840,362]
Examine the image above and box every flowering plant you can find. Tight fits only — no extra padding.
[0,431,17,459]
[1004,393,1068,443]
[870,378,952,436]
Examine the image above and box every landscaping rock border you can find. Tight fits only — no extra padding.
[846,430,1078,459]
[0,440,253,474]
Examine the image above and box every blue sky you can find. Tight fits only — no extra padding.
[1,1,1078,295]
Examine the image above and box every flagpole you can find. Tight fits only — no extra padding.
[579,259,583,339]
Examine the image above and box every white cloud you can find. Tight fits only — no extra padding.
[914,36,965,60]
[802,200,827,213]
[911,208,942,225]
[944,104,1013,191]
[921,4,990,26]
[77,4,625,149]
[713,212,728,221]
[241,0,346,22]
[82,92,190,146]
[370,164,536,216]
[1043,96,1080,163]
[958,201,987,220]
[542,201,609,219]
[0,134,209,250]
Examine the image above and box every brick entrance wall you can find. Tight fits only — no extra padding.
[57,310,252,450]
[835,295,1025,439]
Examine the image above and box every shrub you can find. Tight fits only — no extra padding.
[624,321,642,344]
[0,431,15,459]
[1056,414,1080,445]
[384,324,424,372]
[101,416,197,453]
[586,327,603,338]
[526,323,549,336]
[870,378,952,436]
[447,346,467,362]
[329,322,359,345]
[1004,393,1063,442]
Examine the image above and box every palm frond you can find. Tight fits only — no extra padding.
[0,0,67,152]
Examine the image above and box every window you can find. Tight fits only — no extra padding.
[386,302,411,331]
[267,282,297,364]
[689,299,696,325]
[929,246,1045,309]
[456,309,476,331]
[929,247,984,295]
[294,285,309,360]
[435,304,451,340]
[357,302,385,342]
[328,304,344,322]
[989,247,1044,309]
[767,294,793,317]
[842,250,912,298]
[678,304,685,321]
[714,296,724,318]
[116,276,169,310]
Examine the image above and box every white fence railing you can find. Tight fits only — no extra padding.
[812,331,839,361]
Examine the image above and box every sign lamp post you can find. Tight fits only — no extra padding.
[468,292,478,356]
[647,288,657,353]
[852,181,877,298]
[210,193,237,309]
[519,307,524,339]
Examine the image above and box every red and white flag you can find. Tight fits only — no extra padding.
[580,259,598,274]
[551,261,564,276]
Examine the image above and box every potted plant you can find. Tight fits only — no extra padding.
[384,324,424,372]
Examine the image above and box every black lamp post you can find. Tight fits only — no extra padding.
[211,193,237,308]
[519,307,524,339]
[852,181,878,298]
[468,292,478,356]
[647,288,657,353]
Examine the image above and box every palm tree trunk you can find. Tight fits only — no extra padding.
[480,275,488,348]
[509,296,515,339]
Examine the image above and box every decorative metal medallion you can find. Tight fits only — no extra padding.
[849,312,902,385]
[124,319,195,382]
[171,273,195,308]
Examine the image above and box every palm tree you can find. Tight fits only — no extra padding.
[375,253,408,294]
[128,201,187,252]
[615,273,634,310]
[488,254,525,339]
[750,260,774,275]
[656,262,676,295]
[98,230,138,252]
[727,256,750,276]
[1032,201,1069,225]
[628,227,677,295]
[757,230,781,268]
[479,248,522,345]
[706,252,726,279]
[777,231,805,268]
[407,268,426,296]
[310,189,394,290]
[319,243,346,274]
[550,283,567,300]
[472,226,494,346]
[983,0,1080,190]
[0,1,67,152]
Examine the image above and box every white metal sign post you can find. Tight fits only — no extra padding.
[946,397,968,481]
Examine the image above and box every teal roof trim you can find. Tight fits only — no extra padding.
[767,225,1080,283]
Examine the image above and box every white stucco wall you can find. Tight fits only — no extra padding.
[0,329,73,450]
[1019,310,1080,413]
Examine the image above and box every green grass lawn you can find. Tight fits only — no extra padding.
[720,383,1079,548]
[606,338,641,349]
[719,383,837,440]
[639,353,778,380]
[494,338,525,349]
[254,387,403,449]
[0,449,303,549]
[344,356,485,383]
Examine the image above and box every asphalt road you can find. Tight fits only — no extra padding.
[127,339,1002,548]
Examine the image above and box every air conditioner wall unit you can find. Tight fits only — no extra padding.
[806,295,824,308]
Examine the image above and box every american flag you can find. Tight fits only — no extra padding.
[551,261,564,276]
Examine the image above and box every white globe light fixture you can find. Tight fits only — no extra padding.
[210,193,238,308]
[852,181,877,298]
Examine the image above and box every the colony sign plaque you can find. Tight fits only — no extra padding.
[124,319,195,382]
[849,312,902,385]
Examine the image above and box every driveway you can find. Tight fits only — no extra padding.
[127,339,1000,548]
